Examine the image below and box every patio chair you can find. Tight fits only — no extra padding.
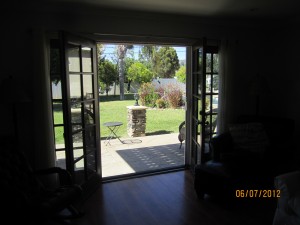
[178,118,217,149]
[178,121,186,149]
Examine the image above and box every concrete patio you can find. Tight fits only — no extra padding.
[101,133,185,178]
[55,133,185,178]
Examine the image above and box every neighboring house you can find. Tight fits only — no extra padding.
[152,78,186,94]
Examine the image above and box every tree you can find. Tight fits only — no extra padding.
[175,66,186,83]
[156,47,180,78]
[98,59,118,96]
[97,43,105,61]
[116,45,133,100]
[127,62,154,84]
[139,46,156,62]
[139,46,159,77]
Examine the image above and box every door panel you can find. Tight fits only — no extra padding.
[190,41,205,170]
[62,33,101,185]
[190,38,219,171]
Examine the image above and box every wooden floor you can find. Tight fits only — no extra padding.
[50,170,277,225]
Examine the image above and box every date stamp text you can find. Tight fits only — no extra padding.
[235,189,280,198]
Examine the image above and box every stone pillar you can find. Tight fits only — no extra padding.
[127,106,147,137]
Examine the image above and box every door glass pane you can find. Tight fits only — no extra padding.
[196,143,201,164]
[53,102,64,124]
[50,47,61,75]
[205,96,211,113]
[73,132,84,146]
[198,49,203,70]
[213,54,219,73]
[197,123,201,144]
[72,127,83,137]
[83,75,93,99]
[68,46,80,72]
[197,102,203,123]
[205,115,211,134]
[213,75,219,93]
[212,115,218,134]
[54,126,65,147]
[52,81,63,99]
[84,103,94,124]
[206,53,211,73]
[86,151,96,173]
[82,47,92,72]
[199,99,203,112]
[198,73,203,95]
[206,75,212,93]
[193,72,201,95]
[194,100,202,119]
[56,151,66,169]
[50,40,62,99]
[69,75,82,100]
[74,157,84,170]
[212,96,218,111]
[71,105,82,124]
[85,127,96,148]
[192,118,198,138]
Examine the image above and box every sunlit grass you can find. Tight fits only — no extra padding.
[53,97,185,143]
[99,99,185,138]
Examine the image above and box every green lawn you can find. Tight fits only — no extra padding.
[53,95,185,143]
[100,99,185,138]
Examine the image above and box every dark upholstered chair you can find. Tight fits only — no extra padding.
[273,170,300,225]
[194,115,297,200]
[1,137,83,224]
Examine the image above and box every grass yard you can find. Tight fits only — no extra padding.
[53,95,185,143]
[100,99,185,138]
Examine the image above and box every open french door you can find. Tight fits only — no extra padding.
[190,38,219,171]
[60,32,101,187]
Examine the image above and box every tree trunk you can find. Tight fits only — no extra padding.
[105,85,109,96]
[114,82,116,96]
[119,57,125,100]
[117,44,132,100]
[127,80,131,92]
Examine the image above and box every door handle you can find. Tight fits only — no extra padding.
[199,110,209,125]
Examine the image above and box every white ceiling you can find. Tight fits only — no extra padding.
[45,0,300,19]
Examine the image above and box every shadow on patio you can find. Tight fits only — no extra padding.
[116,144,184,172]
[101,133,185,178]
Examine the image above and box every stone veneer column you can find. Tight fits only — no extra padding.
[126,106,147,137]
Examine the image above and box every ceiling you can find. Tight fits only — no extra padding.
[39,0,300,20]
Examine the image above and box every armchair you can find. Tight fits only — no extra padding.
[273,170,300,225]
[1,138,83,224]
[194,115,297,200]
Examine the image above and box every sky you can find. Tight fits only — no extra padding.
[101,44,186,61]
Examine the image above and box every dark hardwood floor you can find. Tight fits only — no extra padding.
[48,170,277,225]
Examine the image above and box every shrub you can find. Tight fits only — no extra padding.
[155,86,165,98]
[156,98,166,108]
[165,84,183,108]
[138,82,159,107]
[138,82,153,106]
[145,92,160,107]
